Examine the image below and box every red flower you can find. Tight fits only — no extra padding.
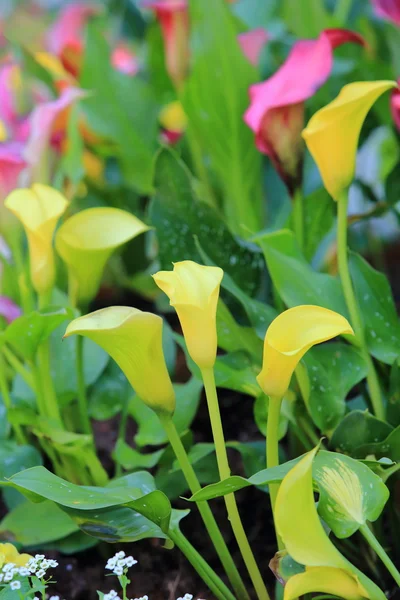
[371,0,400,26]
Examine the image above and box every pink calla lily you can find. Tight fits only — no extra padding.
[244,28,365,195]
[238,28,269,66]
[371,0,400,25]
[111,44,139,76]
[0,296,22,324]
[391,79,400,130]
[0,143,26,199]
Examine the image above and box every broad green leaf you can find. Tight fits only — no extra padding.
[3,307,72,360]
[149,149,263,296]
[302,342,368,432]
[354,425,400,463]
[113,440,164,471]
[89,361,132,420]
[0,442,42,509]
[61,102,85,185]
[257,229,348,316]
[183,0,263,234]
[330,410,393,454]
[130,378,203,447]
[0,500,78,546]
[387,358,400,426]
[282,0,332,37]
[303,188,335,261]
[41,530,97,554]
[217,300,262,358]
[349,252,400,364]
[80,22,158,193]
[215,351,261,397]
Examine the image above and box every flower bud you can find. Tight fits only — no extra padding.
[64,306,175,415]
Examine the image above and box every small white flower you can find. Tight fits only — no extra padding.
[104,591,120,600]
[48,560,59,568]
[113,565,124,576]
[36,568,46,578]
[124,556,137,568]
[41,560,50,570]
[105,558,117,571]
[10,581,21,590]
[3,563,15,572]
[183,595,193,600]
[115,551,125,560]
[4,573,13,582]
[18,567,30,576]
[49,596,60,600]
[34,555,45,561]
[33,597,40,600]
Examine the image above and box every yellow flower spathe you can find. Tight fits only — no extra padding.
[153,261,223,369]
[5,184,68,294]
[302,80,397,200]
[284,567,368,600]
[64,306,175,415]
[257,305,353,398]
[55,207,150,306]
[159,101,187,132]
[0,542,31,568]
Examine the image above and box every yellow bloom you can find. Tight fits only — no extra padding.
[64,306,175,415]
[159,101,187,133]
[55,207,150,306]
[0,119,7,142]
[0,543,31,568]
[275,448,385,599]
[5,184,68,294]
[302,80,397,200]
[257,305,353,398]
[153,261,223,369]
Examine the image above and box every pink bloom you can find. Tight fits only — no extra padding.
[143,1,189,87]
[391,79,400,130]
[24,87,87,170]
[47,3,99,57]
[0,296,22,324]
[371,0,400,26]
[0,142,26,199]
[244,28,365,194]
[111,45,139,76]
[238,28,269,66]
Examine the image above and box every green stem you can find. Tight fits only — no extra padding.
[186,126,218,209]
[337,191,384,420]
[160,415,250,600]
[382,462,400,483]
[115,394,131,478]
[266,395,284,550]
[2,345,35,389]
[169,528,236,600]
[201,367,270,600]
[0,353,27,444]
[75,335,92,434]
[292,188,304,252]
[360,523,400,587]
[37,342,63,427]
[334,0,352,24]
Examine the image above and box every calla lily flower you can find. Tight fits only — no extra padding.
[0,296,22,324]
[64,306,175,415]
[159,101,187,144]
[0,543,31,568]
[391,79,400,131]
[153,261,223,369]
[371,0,400,26]
[0,143,26,200]
[143,1,189,88]
[275,448,386,599]
[55,207,150,306]
[302,80,397,200]
[257,305,353,398]
[111,44,139,76]
[237,28,269,66]
[244,29,365,195]
[4,184,68,295]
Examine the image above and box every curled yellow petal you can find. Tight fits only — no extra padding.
[302,80,397,200]
[55,207,150,305]
[64,306,175,415]
[153,260,223,369]
[257,305,353,398]
[284,567,368,600]
[5,184,68,294]
[0,543,31,568]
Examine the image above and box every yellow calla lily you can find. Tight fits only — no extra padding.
[153,261,223,369]
[55,207,150,306]
[302,80,397,200]
[5,184,68,294]
[275,448,386,600]
[0,542,31,568]
[159,101,187,133]
[64,306,175,415]
[257,305,353,398]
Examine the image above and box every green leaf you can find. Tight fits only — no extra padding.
[131,378,203,447]
[215,351,261,397]
[353,425,400,463]
[349,252,400,364]
[41,530,97,554]
[0,442,42,509]
[330,410,393,455]
[253,394,288,440]
[113,440,164,471]
[281,0,332,37]
[257,229,348,316]
[302,342,368,432]
[149,149,263,296]
[303,188,335,261]
[217,300,262,358]
[183,0,263,234]
[61,102,85,185]
[80,22,158,193]
[89,361,132,420]
[3,307,72,360]
[0,500,78,546]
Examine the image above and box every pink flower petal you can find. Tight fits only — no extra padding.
[24,87,87,169]
[244,28,365,192]
[0,296,22,324]
[371,0,400,26]
[47,2,100,57]
[391,80,400,131]
[111,45,139,76]
[0,142,26,199]
[238,28,269,66]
